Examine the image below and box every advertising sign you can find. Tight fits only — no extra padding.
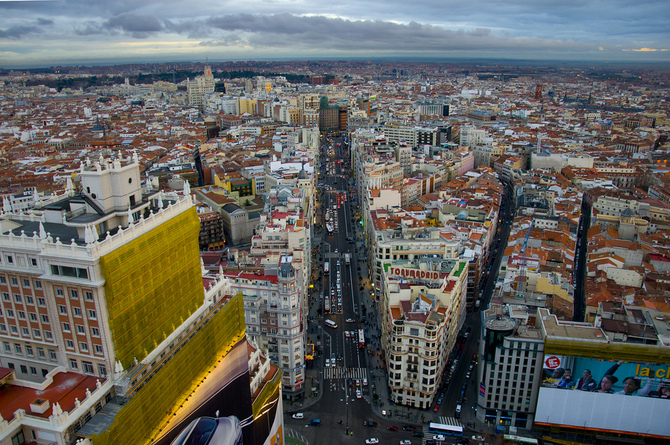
[152,340,275,445]
[535,354,670,438]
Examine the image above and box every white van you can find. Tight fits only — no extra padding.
[325,319,338,329]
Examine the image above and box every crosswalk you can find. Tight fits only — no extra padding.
[323,367,368,380]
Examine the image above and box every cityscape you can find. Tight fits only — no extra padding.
[0,55,669,445]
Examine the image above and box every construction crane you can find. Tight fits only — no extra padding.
[517,220,534,298]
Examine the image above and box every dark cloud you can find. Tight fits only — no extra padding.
[103,13,164,38]
[190,14,599,54]
[0,18,53,39]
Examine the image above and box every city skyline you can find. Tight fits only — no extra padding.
[1,0,669,68]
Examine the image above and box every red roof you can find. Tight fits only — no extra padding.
[0,371,103,422]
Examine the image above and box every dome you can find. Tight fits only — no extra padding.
[279,262,295,278]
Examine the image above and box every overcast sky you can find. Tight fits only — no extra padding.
[1,0,669,68]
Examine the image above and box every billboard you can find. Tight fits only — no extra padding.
[535,354,670,438]
[152,339,282,445]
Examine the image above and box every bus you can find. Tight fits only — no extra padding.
[428,421,463,437]
[324,296,331,314]
[502,435,538,445]
[324,261,329,275]
[358,329,365,349]
[325,319,337,329]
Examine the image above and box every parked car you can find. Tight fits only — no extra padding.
[363,420,377,427]
[309,419,321,426]
[402,425,416,432]
[400,441,412,445]
[365,439,379,445]
[433,435,446,442]
[291,413,303,419]
[412,431,425,438]
[387,425,399,432]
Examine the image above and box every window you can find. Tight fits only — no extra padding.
[65,340,74,349]
[29,312,37,322]
[88,310,96,320]
[22,279,30,288]
[85,291,93,301]
[99,364,107,377]
[69,359,78,370]
[73,307,82,317]
[0,276,5,284]
[34,280,42,289]
[51,265,88,279]
[95,344,104,355]
[37,297,45,306]
[0,324,5,332]
[49,350,57,360]
[30,366,37,375]
[25,296,33,305]
[21,327,29,336]
[91,327,100,337]
[37,347,45,358]
[41,314,49,324]
[62,322,70,332]
[70,290,79,300]
[14,344,22,354]
[30,258,37,267]
[83,361,94,375]
[14,294,22,303]
[17,311,25,320]
[80,342,88,352]
[59,305,67,315]
[3,342,10,352]
[25,345,33,356]
[2,293,9,301]
[76,325,85,335]
[10,277,17,285]
[10,326,18,334]
[20,365,27,374]
[55,287,63,297]
[44,331,52,340]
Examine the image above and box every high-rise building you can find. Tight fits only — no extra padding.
[188,62,215,109]
[0,155,282,445]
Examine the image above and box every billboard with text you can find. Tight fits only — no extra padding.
[535,354,670,438]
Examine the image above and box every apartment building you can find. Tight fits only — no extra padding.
[225,257,306,399]
[382,259,469,408]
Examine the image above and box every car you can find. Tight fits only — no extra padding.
[387,425,399,432]
[425,441,437,445]
[356,379,361,386]
[365,439,379,445]
[433,404,440,413]
[345,318,354,323]
[471,436,484,442]
[400,441,412,445]
[291,413,304,419]
[433,435,446,442]
[363,378,368,386]
[356,389,362,398]
[363,420,378,427]
[348,378,354,387]
[402,425,416,432]
[412,431,424,438]
[465,371,471,379]
[309,419,321,426]
[325,358,331,367]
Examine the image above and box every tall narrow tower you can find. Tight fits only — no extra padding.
[535,84,543,101]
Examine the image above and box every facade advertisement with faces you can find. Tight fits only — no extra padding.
[535,353,670,438]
